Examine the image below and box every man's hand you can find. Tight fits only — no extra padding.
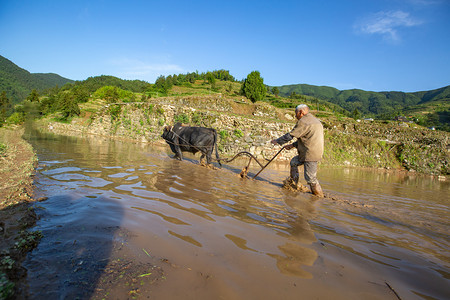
[284,144,294,150]
[271,139,278,145]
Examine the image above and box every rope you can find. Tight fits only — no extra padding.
[165,127,213,157]
[163,128,283,165]
[163,127,286,179]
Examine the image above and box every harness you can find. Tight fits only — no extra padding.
[163,127,284,175]
[165,127,212,156]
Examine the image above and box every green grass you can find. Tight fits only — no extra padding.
[0,143,7,156]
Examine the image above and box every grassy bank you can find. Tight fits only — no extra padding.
[0,127,41,299]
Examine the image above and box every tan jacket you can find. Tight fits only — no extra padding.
[276,113,324,161]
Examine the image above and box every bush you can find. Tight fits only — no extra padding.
[108,105,122,121]
[174,113,189,124]
[233,129,244,138]
[219,130,229,140]
[6,112,25,125]
[156,107,165,115]
[191,112,203,125]
[94,86,134,103]
[0,143,7,156]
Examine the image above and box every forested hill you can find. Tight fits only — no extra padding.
[0,55,74,104]
[1,54,448,128]
[277,83,450,117]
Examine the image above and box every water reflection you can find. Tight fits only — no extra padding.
[24,193,124,298]
[267,242,318,278]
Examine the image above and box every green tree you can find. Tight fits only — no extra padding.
[94,86,120,103]
[57,92,80,119]
[241,71,266,103]
[104,87,119,103]
[0,91,11,125]
[426,113,440,127]
[352,108,361,120]
[206,72,216,90]
[271,86,279,97]
[39,95,57,115]
[27,89,40,102]
[72,86,89,103]
[206,72,215,84]
[166,75,174,88]
[155,75,166,90]
[155,75,172,93]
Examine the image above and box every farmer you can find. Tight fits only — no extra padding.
[271,104,324,197]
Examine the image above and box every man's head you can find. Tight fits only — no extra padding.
[295,104,309,120]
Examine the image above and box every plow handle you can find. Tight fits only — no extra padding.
[252,147,285,179]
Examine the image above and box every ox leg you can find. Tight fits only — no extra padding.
[200,153,206,166]
[206,151,213,165]
[174,145,183,161]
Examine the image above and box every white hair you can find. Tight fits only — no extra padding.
[295,104,309,112]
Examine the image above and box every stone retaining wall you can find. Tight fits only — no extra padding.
[39,96,449,175]
[44,98,298,162]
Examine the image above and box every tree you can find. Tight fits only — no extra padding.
[155,75,172,93]
[241,71,266,103]
[27,89,40,102]
[352,108,361,120]
[103,86,120,103]
[271,86,279,97]
[206,72,216,90]
[0,91,11,124]
[72,86,89,103]
[39,95,57,115]
[58,91,80,119]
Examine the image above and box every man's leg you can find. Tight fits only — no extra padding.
[282,156,308,192]
[304,161,324,197]
[290,156,302,184]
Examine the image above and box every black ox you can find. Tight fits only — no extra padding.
[161,122,221,166]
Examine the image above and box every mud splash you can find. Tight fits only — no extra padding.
[23,130,449,299]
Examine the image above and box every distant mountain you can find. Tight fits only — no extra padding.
[0,55,74,104]
[277,83,450,117]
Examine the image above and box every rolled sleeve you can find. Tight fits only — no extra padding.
[276,133,294,145]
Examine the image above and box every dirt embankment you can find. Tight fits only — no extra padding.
[0,127,40,299]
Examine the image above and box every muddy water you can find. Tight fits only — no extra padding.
[24,130,449,300]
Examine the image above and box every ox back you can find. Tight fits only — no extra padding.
[161,122,221,166]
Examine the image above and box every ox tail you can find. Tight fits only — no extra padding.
[214,129,222,167]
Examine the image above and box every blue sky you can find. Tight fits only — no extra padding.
[1,0,449,92]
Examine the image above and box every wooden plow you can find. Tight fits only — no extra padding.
[217,147,285,179]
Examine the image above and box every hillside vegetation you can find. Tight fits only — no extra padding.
[0,57,448,175]
[277,83,450,131]
[1,55,448,130]
[13,73,445,176]
[0,55,73,104]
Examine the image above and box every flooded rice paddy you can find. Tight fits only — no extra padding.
[23,130,449,299]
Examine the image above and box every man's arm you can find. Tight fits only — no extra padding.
[271,133,293,145]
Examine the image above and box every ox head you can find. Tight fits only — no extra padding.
[161,125,174,141]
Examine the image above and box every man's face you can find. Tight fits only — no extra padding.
[295,110,302,120]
